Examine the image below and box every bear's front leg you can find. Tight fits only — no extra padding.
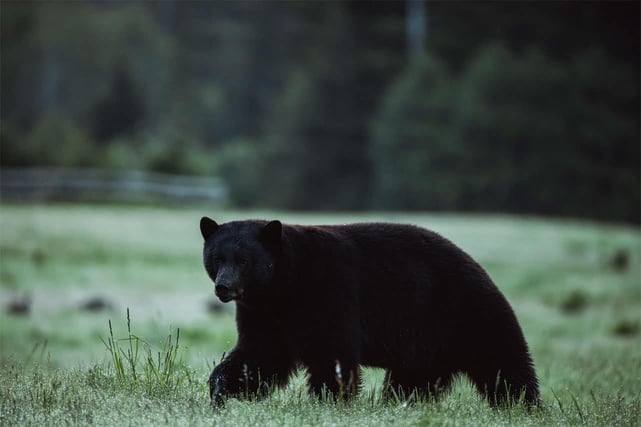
[209,349,266,407]
[209,346,294,407]
[307,359,361,401]
[302,307,362,401]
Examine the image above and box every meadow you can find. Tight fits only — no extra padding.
[0,203,639,426]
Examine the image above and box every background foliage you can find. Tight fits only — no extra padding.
[1,1,639,222]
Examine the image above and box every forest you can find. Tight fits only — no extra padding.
[1,1,639,222]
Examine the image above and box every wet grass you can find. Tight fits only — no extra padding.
[0,203,640,425]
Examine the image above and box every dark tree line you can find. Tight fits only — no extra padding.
[1,1,639,222]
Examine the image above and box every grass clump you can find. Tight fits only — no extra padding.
[100,308,186,397]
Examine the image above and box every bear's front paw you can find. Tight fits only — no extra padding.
[209,373,227,408]
[211,392,225,408]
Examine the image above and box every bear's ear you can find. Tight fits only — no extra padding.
[261,220,282,247]
[200,217,219,240]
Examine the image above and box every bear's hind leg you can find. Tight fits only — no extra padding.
[468,366,540,407]
[382,368,454,402]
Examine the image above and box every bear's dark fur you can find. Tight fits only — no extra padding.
[200,218,539,407]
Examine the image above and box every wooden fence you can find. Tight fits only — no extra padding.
[0,168,227,204]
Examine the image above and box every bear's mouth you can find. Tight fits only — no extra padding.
[215,285,242,303]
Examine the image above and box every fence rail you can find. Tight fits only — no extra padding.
[0,168,227,204]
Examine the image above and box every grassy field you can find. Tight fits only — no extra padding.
[1,203,639,426]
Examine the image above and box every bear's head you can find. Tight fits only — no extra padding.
[200,217,282,303]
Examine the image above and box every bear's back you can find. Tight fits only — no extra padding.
[314,222,486,286]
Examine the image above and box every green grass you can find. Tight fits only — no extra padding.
[1,203,640,425]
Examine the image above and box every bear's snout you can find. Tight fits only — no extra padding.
[214,264,243,302]
[215,283,241,303]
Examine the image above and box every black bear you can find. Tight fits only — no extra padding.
[200,217,539,407]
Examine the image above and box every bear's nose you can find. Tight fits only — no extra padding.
[215,284,231,296]
[215,280,231,290]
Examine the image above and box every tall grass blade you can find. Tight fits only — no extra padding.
[569,390,585,423]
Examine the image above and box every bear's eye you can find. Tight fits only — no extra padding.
[213,255,224,264]
[238,257,249,266]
